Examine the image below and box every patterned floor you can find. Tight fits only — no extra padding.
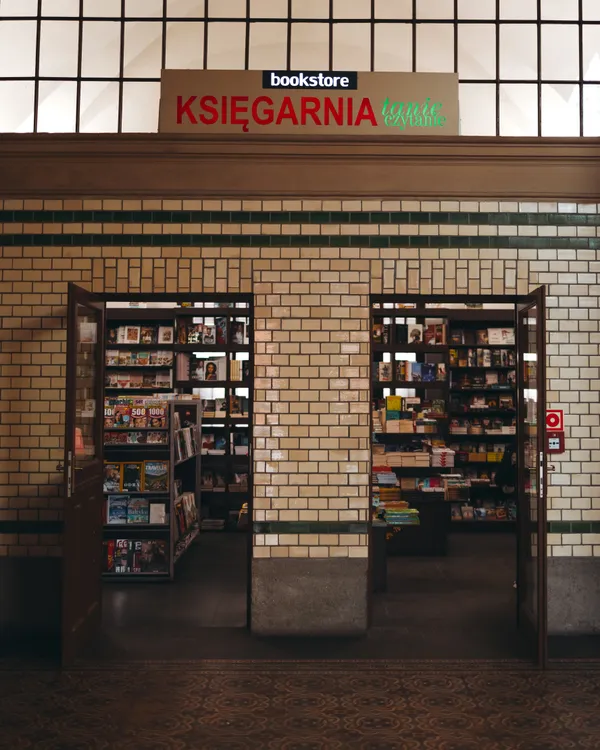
[2,662,600,749]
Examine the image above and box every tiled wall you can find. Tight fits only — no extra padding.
[1,198,600,561]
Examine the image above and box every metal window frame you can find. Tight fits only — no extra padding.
[0,9,598,135]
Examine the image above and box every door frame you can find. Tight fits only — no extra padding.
[369,292,548,665]
[93,292,255,629]
[516,286,548,668]
[62,282,106,665]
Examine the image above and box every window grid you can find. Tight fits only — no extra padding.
[1,7,599,135]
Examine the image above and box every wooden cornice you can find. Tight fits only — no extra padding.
[0,134,599,200]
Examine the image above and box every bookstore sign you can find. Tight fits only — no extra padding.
[159,70,459,136]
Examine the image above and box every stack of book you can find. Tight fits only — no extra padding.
[431,447,455,467]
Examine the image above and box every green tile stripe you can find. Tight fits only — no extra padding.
[254,522,368,534]
[0,210,599,226]
[547,521,600,535]
[254,521,585,535]
[0,233,598,250]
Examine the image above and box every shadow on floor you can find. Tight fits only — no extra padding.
[78,530,537,663]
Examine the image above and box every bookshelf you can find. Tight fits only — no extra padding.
[371,303,518,556]
[101,300,253,578]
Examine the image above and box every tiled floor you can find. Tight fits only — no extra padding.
[2,662,600,749]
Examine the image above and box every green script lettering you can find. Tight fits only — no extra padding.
[380,98,445,130]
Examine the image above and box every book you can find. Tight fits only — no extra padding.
[118,350,131,366]
[127,497,149,524]
[215,317,228,345]
[411,362,422,382]
[386,395,401,411]
[147,399,168,428]
[372,323,384,343]
[106,495,128,524]
[105,350,119,366]
[202,433,215,452]
[103,462,122,493]
[140,326,157,345]
[122,462,143,492]
[149,503,166,524]
[231,321,245,345]
[476,329,489,345]
[186,324,204,344]
[487,328,504,345]
[436,363,447,381]
[107,328,119,345]
[204,359,220,381]
[203,326,216,345]
[422,363,436,382]
[103,539,115,572]
[131,398,147,428]
[134,540,168,573]
[408,324,423,344]
[378,362,392,382]
[158,326,174,344]
[190,359,204,380]
[124,326,140,344]
[144,460,169,492]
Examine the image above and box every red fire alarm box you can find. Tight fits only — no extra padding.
[547,431,565,454]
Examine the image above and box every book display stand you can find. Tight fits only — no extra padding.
[371,302,517,557]
[101,300,252,580]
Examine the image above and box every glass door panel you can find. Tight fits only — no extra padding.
[517,286,547,667]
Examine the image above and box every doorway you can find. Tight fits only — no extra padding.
[62,286,254,664]
[369,292,547,665]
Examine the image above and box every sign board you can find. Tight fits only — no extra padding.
[545,409,564,432]
[547,432,565,454]
[159,70,459,136]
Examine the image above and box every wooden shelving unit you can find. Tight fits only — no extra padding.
[371,302,518,556]
[101,299,253,579]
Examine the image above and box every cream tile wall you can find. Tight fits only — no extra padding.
[0,198,599,560]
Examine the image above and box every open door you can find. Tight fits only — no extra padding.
[516,286,547,668]
[62,283,105,665]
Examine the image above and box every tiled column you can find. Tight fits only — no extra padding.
[251,258,371,634]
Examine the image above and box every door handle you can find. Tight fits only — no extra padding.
[56,462,64,472]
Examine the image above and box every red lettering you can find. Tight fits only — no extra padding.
[221,95,227,125]
[276,96,299,126]
[347,98,353,126]
[324,97,344,126]
[355,97,378,127]
[199,95,218,125]
[252,96,274,125]
[231,95,249,132]
[301,97,321,126]
[177,95,197,125]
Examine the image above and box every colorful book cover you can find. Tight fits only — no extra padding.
[135,540,168,573]
[127,497,149,524]
[215,317,228,345]
[114,539,132,573]
[103,539,115,572]
[122,462,143,492]
[158,326,174,344]
[140,326,157,345]
[106,495,128,524]
[144,460,169,492]
[231,321,245,345]
[103,462,122,493]
[131,398,148,428]
[408,324,423,344]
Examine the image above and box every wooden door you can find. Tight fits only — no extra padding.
[516,286,548,667]
[62,283,105,665]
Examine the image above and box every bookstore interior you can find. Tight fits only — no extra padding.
[67,283,544,660]
[369,295,544,660]
[82,295,254,649]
